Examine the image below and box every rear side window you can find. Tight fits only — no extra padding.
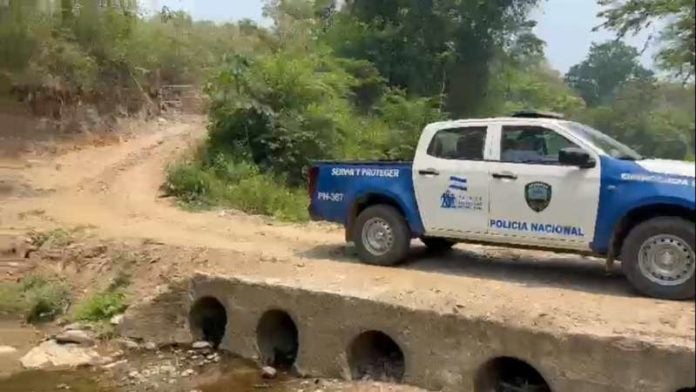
[427,127,487,161]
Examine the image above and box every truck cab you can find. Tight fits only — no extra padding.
[309,113,695,299]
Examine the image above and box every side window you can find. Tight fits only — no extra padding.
[427,127,487,161]
[500,126,577,164]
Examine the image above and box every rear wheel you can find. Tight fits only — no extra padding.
[621,217,695,300]
[420,237,456,253]
[352,205,410,266]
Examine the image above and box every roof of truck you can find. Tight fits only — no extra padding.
[426,116,568,129]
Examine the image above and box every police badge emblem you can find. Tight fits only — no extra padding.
[525,182,552,212]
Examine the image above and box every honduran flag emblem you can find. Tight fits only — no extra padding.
[448,176,468,191]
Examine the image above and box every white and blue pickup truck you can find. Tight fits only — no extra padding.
[308,112,695,300]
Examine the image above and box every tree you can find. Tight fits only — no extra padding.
[597,0,695,80]
[565,41,653,106]
[321,0,541,116]
[578,79,695,159]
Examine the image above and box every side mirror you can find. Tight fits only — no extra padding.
[559,147,596,168]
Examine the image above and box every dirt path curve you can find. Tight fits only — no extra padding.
[0,116,693,348]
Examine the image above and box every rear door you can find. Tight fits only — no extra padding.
[487,122,601,250]
[413,123,494,237]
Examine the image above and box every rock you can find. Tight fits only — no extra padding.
[0,345,18,355]
[144,342,157,350]
[63,322,91,332]
[191,341,211,350]
[261,366,277,379]
[83,245,108,258]
[20,340,102,369]
[116,338,140,350]
[110,314,124,326]
[101,359,128,369]
[181,368,195,377]
[128,370,140,379]
[55,330,95,346]
[161,364,177,374]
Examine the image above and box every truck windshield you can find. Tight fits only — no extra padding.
[563,121,643,161]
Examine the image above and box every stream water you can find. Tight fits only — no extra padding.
[0,319,415,392]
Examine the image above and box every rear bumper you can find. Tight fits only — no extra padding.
[308,204,321,221]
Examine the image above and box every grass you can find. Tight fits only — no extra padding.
[0,275,71,323]
[165,154,309,222]
[72,255,132,323]
[73,291,127,323]
[28,228,74,248]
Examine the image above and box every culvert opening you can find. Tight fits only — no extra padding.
[256,310,299,369]
[676,388,695,392]
[475,357,551,392]
[189,296,227,348]
[348,330,405,382]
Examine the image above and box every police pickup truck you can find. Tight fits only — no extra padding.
[308,112,695,299]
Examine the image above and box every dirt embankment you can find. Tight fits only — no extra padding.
[0,115,693,354]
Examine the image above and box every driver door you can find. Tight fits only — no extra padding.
[487,123,601,250]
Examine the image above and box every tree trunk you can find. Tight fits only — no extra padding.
[60,0,72,23]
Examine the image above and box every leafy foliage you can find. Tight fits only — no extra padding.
[0,276,71,323]
[598,0,695,80]
[74,291,127,322]
[565,41,654,106]
[0,1,266,118]
[322,0,541,116]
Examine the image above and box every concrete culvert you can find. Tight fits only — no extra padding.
[348,330,405,382]
[189,296,227,348]
[475,357,551,392]
[256,310,299,369]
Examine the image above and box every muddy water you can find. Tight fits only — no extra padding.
[0,362,293,392]
[2,369,113,392]
[0,319,44,377]
[0,320,415,392]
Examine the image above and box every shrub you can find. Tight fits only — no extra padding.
[29,228,73,248]
[74,291,127,323]
[165,154,309,222]
[0,275,71,323]
[0,283,24,316]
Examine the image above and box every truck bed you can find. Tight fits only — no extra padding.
[308,161,423,235]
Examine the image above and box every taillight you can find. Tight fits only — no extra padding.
[308,166,319,199]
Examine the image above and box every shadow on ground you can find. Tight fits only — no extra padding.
[298,242,637,298]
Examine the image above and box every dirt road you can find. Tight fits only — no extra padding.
[0,115,693,348]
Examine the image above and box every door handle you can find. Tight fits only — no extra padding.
[418,168,440,176]
[492,172,517,180]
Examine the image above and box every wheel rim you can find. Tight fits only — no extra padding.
[361,217,394,256]
[638,234,695,286]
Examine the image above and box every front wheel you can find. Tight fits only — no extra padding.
[352,205,411,266]
[621,217,695,300]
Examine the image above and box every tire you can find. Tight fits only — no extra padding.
[352,205,411,266]
[421,237,456,253]
[621,217,695,300]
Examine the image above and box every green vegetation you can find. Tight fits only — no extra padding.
[0,1,263,121]
[73,291,127,322]
[165,152,310,221]
[73,253,132,323]
[29,228,73,248]
[2,1,694,221]
[0,275,71,323]
[598,0,695,80]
